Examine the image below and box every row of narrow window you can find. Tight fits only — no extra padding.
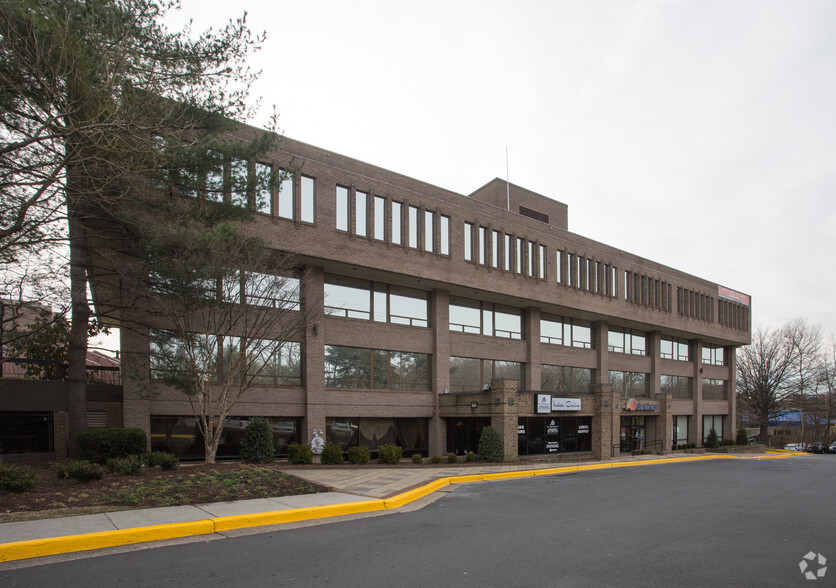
[558,252,618,297]
[463,223,546,279]
[336,186,450,255]
[718,299,750,331]
[676,287,714,323]
[625,271,672,311]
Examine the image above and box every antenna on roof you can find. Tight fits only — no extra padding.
[505,146,510,211]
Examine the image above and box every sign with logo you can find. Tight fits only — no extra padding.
[551,397,581,411]
[536,394,552,414]
[578,424,590,435]
[546,419,560,435]
[625,398,660,411]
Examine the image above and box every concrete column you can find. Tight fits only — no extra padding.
[595,320,609,384]
[726,345,737,440]
[120,308,151,449]
[302,266,326,444]
[692,339,703,446]
[526,306,541,390]
[649,331,661,397]
[489,378,519,462]
[430,288,450,456]
[655,392,673,454]
[591,383,618,459]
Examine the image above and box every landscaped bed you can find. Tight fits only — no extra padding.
[0,462,328,523]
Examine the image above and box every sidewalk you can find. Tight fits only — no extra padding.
[0,450,792,563]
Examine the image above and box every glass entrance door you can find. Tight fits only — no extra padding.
[620,416,646,452]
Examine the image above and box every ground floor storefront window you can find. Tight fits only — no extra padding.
[150,416,301,460]
[517,416,592,455]
[326,417,428,457]
[0,412,53,454]
[703,414,724,442]
[446,417,491,455]
[673,415,689,447]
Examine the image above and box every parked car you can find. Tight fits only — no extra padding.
[807,442,825,453]
[783,443,804,451]
[828,442,836,454]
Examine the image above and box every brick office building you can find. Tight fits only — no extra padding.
[104,129,751,462]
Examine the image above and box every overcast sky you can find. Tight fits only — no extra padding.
[166,0,836,338]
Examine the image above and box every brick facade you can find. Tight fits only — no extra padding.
[91,129,749,460]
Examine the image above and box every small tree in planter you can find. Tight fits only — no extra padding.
[240,417,275,463]
[736,426,750,446]
[477,426,504,462]
[704,427,720,449]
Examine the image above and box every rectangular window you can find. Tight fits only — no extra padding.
[278,173,294,219]
[478,227,487,265]
[336,186,349,231]
[241,272,300,310]
[504,234,511,271]
[661,375,692,399]
[449,357,524,393]
[703,415,724,441]
[424,210,434,252]
[661,337,690,361]
[702,345,725,366]
[325,346,429,390]
[355,191,368,236]
[527,241,534,276]
[491,230,499,268]
[408,206,419,248]
[324,275,372,320]
[300,176,315,223]
[449,298,522,339]
[703,379,728,401]
[556,251,563,283]
[608,371,649,397]
[539,245,546,279]
[608,327,646,356]
[440,215,450,255]
[374,196,386,241]
[249,340,302,386]
[464,222,473,261]
[255,163,272,214]
[391,202,402,244]
[541,365,593,393]
[516,237,523,273]
[204,153,224,203]
[229,159,249,207]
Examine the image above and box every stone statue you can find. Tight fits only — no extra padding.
[310,429,325,455]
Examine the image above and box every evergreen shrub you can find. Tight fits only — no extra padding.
[321,443,344,465]
[704,428,720,448]
[0,464,37,493]
[347,446,370,465]
[146,451,179,470]
[411,453,423,464]
[287,442,313,464]
[77,427,147,464]
[54,460,104,482]
[377,444,403,464]
[106,455,142,476]
[465,451,478,462]
[477,426,504,462]
[430,455,442,464]
[240,417,275,463]
[447,453,458,464]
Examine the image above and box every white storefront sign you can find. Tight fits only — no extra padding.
[536,394,552,414]
[551,397,582,411]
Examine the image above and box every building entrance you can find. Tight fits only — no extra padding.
[446,417,490,455]
[620,416,646,452]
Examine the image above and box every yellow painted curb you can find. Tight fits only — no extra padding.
[211,499,386,533]
[0,451,799,563]
[0,519,214,563]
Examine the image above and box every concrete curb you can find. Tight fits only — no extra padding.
[0,452,799,563]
